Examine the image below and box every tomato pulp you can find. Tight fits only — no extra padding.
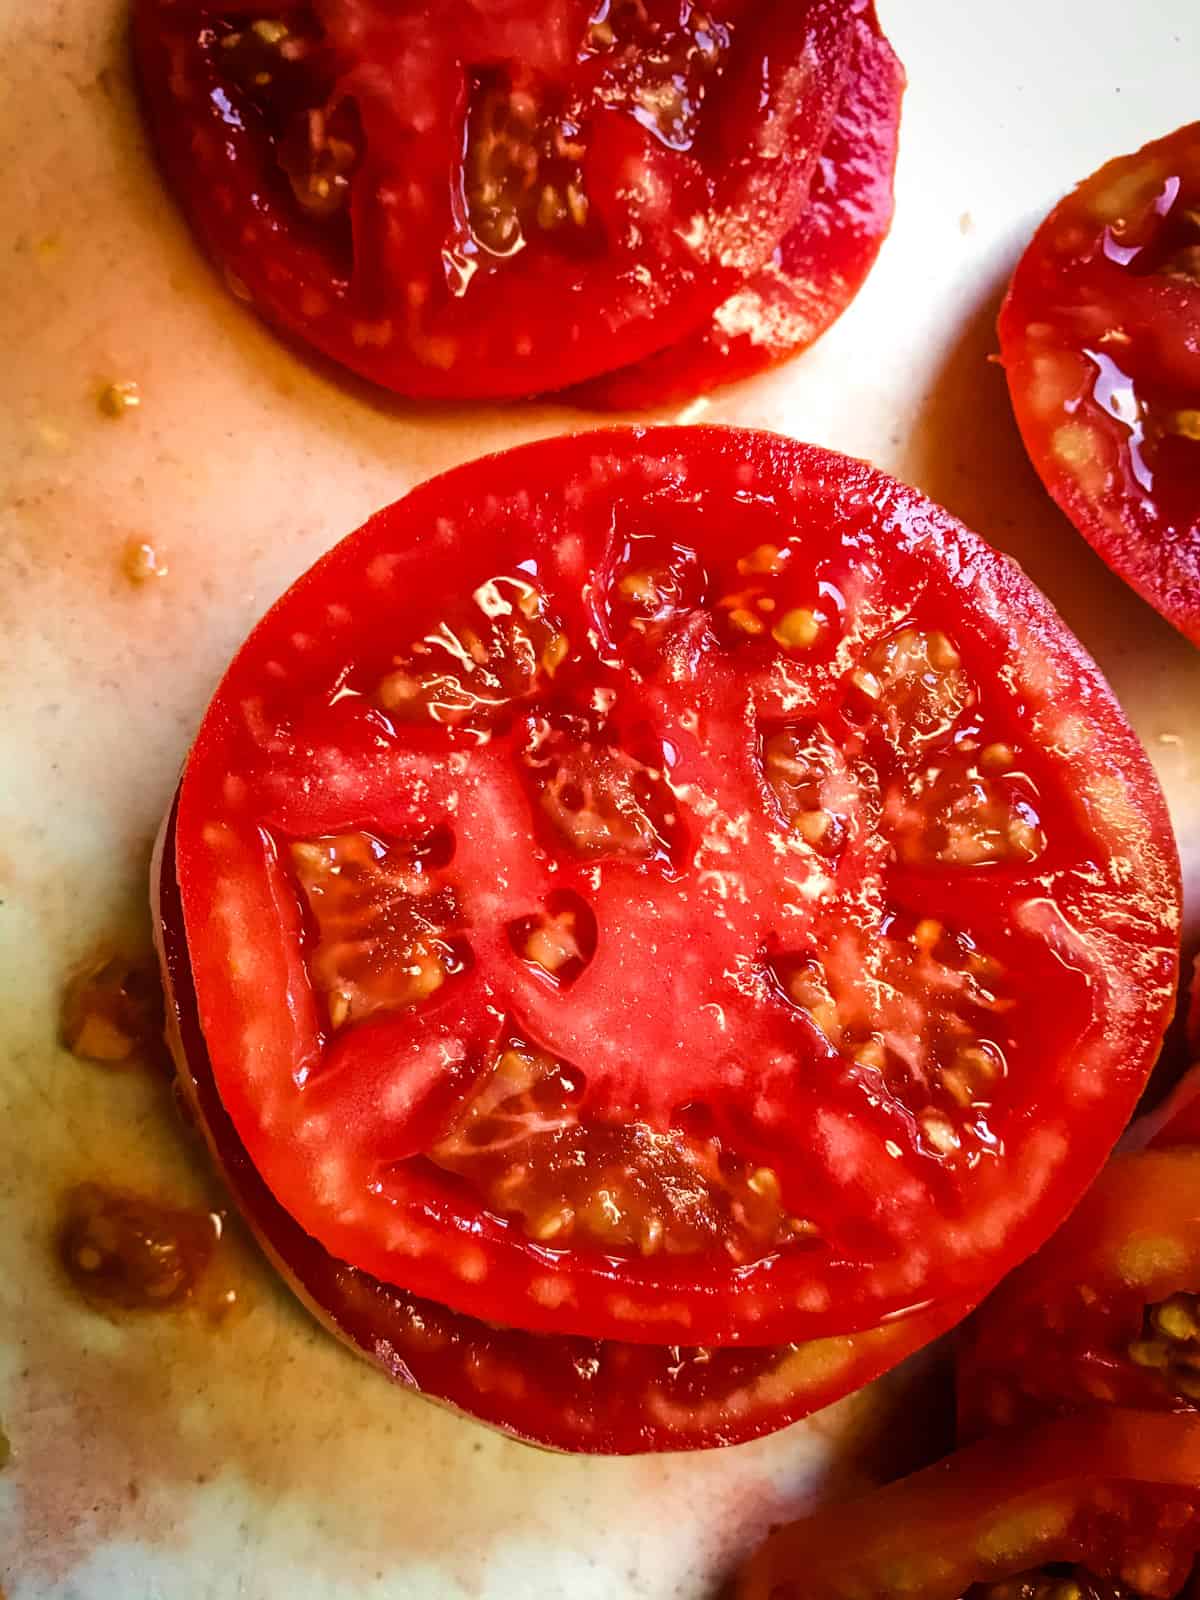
[1000,122,1200,644]
[133,0,854,399]
[168,427,1179,1349]
[735,1411,1200,1599]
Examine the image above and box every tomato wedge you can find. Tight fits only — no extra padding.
[957,1151,1200,1439]
[133,0,853,400]
[154,803,964,1453]
[999,122,1200,645]
[566,0,902,410]
[169,426,1179,1347]
[734,1410,1200,1599]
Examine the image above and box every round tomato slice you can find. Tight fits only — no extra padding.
[171,426,1179,1347]
[734,1410,1200,1599]
[999,122,1200,645]
[132,0,852,400]
[153,805,964,1454]
[957,1151,1200,1439]
[565,0,903,411]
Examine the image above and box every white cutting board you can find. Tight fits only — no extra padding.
[1,2,1197,1595]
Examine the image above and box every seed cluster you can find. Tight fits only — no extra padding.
[58,1184,218,1311]
[587,1,731,152]
[1128,1292,1200,1403]
[291,830,465,1031]
[377,576,567,731]
[781,918,1008,1152]
[217,18,360,221]
[465,75,590,259]
[431,1044,815,1260]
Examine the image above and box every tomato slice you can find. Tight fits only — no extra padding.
[957,1151,1200,1439]
[999,122,1200,645]
[171,426,1179,1347]
[153,802,965,1452]
[566,0,903,410]
[132,0,853,400]
[734,1410,1200,1599]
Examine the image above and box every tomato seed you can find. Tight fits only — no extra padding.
[771,608,821,649]
[981,742,1017,773]
[728,607,765,635]
[97,379,141,418]
[1128,1293,1200,1407]
[737,544,788,577]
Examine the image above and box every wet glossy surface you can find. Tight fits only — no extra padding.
[0,1,1198,1596]
[1000,122,1200,642]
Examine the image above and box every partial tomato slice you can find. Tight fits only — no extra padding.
[153,805,965,1453]
[734,1410,1200,1599]
[171,427,1179,1347]
[567,0,903,410]
[957,1151,1200,1438]
[1000,122,1200,644]
[132,0,853,400]
[1126,957,1200,1150]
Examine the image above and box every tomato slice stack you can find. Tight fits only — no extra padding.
[133,0,901,402]
[158,426,1179,1451]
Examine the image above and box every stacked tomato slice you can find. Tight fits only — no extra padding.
[156,427,1179,1451]
[133,0,902,403]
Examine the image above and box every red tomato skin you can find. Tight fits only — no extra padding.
[131,0,853,400]
[957,1150,1200,1438]
[999,122,1200,645]
[565,0,903,410]
[152,804,966,1454]
[735,1409,1200,1600]
[174,427,1180,1348]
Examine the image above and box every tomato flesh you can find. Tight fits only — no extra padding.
[133,0,853,399]
[566,0,903,409]
[172,427,1179,1346]
[958,1151,1200,1438]
[154,804,964,1452]
[1000,122,1200,644]
[734,1411,1200,1600]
